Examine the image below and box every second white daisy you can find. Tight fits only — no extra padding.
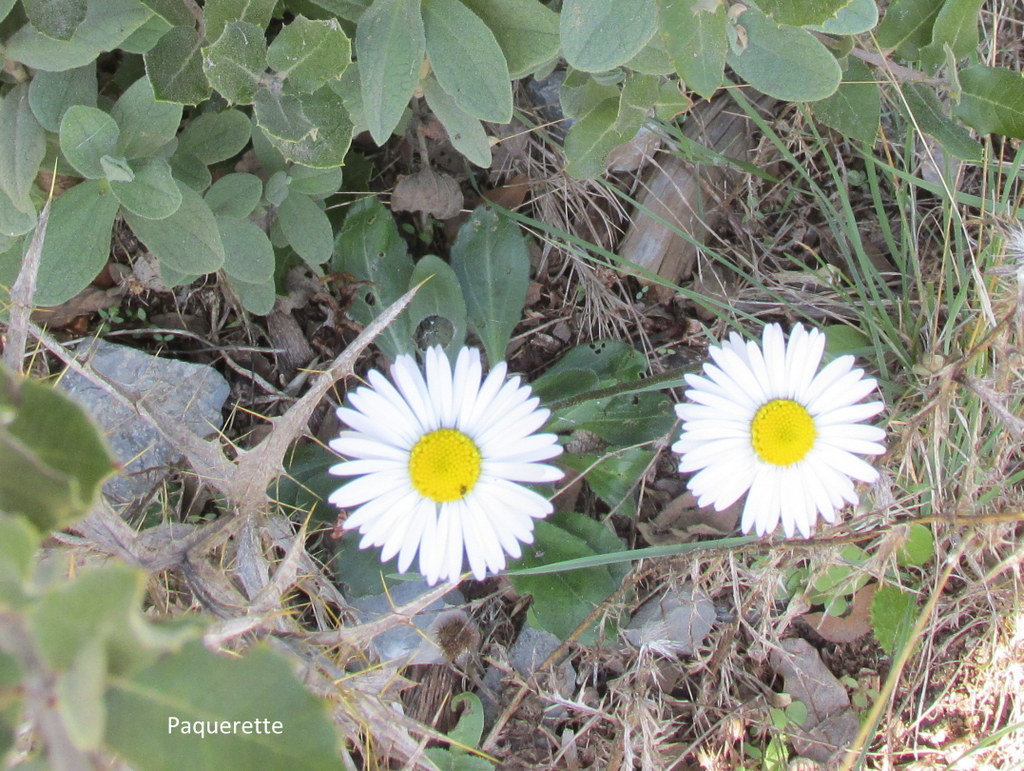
[328,346,563,585]
[672,323,886,538]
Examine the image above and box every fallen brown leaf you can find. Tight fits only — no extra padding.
[800,584,877,644]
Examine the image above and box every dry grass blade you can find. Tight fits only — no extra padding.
[3,199,49,373]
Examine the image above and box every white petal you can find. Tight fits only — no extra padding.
[815,401,885,427]
[480,432,563,464]
[788,326,826,402]
[800,355,855,407]
[397,501,431,573]
[761,323,788,396]
[814,444,880,484]
[330,434,409,462]
[682,372,759,411]
[461,362,509,430]
[425,346,456,425]
[341,485,417,533]
[483,461,564,483]
[702,356,766,409]
[391,354,438,431]
[741,469,778,536]
[329,458,404,477]
[417,508,443,585]
[336,404,413,449]
[676,436,751,472]
[328,469,409,507]
[451,347,483,421]
[807,369,877,415]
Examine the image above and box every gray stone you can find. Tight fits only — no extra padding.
[510,627,576,705]
[622,583,716,656]
[349,579,465,666]
[59,340,229,504]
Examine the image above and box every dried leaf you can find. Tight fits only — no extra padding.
[390,169,463,219]
[769,638,858,763]
[801,584,876,644]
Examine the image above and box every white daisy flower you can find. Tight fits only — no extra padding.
[672,323,886,538]
[328,346,563,585]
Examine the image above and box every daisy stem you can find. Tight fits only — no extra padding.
[546,364,699,412]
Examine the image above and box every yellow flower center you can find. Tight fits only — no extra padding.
[408,429,482,502]
[750,399,817,466]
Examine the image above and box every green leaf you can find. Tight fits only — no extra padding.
[276,191,332,266]
[406,254,468,357]
[449,205,529,364]
[811,57,880,145]
[124,181,226,275]
[267,15,351,93]
[144,25,211,105]
[35,179,119,306]
[58,105,120,179]
[422,76,492,168]
[533,340,647,400]
[0,366,115,531]
[658,0,728,100]
[446,692,485,752]
[558,69,620,121]
[205,172,263,218]
[625,36,675,76]
[137,0,194,27]
[555,392,674,445]
[30,565,144,670]
[203,21,268,105]
[870,584,917,656]
[27,64,97,132]
[264,171,290,206]
[0,189,37,238]
[920,0,984,68]
[120,12,172,54]
[510,514,623,644]
[168,152,212,191]
[287,164,344,198]
[822,322,871,354]
[560,0,658,73]
[177,109,252,165]
[105,641,340,771]
[4,0,153,71]
[896,524,934,568]
[876,0,943,60]
[56,639,106,749]
[332,196,415,357]
[422,0,513,123]
[563,98,620,179]
[754,0,852,27]
[101,155,135,183]
[457,0,559,79]
[727,8,841,101]
[804,0,878,34]
[0,85,46,214]
[902,81,983,160]
[110,75,183,158]
[218,216,275,284]
[0,513,39,604]
[561,448,653,517]
[204,0,277,42]
[110,157,182,219]
[562,72,658,179]
[23,0,87,41]
[224,273,276,315]
[253,85,354,168]
[356,0,425,145]
[954,65,1024,139]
